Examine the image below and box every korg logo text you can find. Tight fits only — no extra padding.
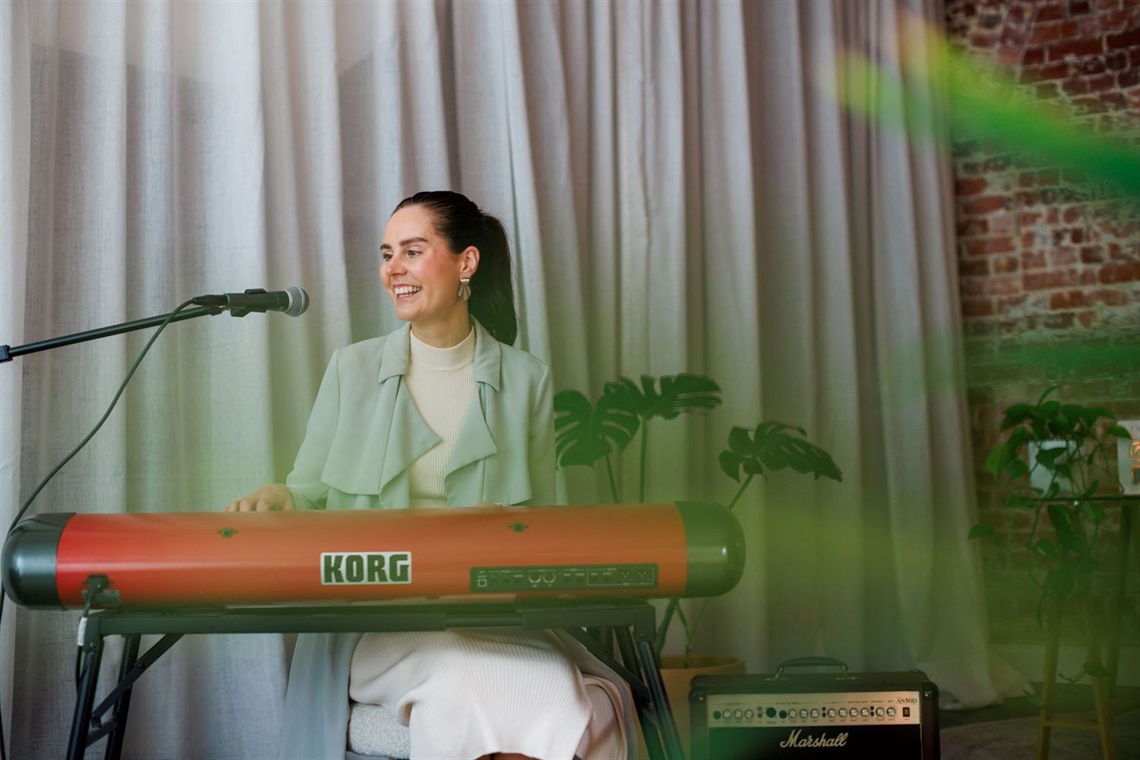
[321,552,412,585]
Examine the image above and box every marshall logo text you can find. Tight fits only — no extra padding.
[779,729,850,749]
[321,552,412,585]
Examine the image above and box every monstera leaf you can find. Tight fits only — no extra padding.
[607,374,722,421]
[718,421,843,485]
[553,387,640,468]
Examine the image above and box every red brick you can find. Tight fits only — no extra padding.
[1099,262,1140,282]
[1003,3,1028,24]
[1077,56,1108,75]
[1106,27,1140,49]
[1051,246,1079,265]
[956,177,989,195]
[1131,48,1140,67]
[1049,289,1086,308]
[1118,68,1140,88]
[1077,15,1102,35]
[1094,0,1122,11]
[1077,310,1098,327]
[990,211,1017,234]
[1099,91,1129,109]
[1023,45,1047,66]
[971,33,999,49]
[1105,49,1129,70]
[1037,3,1068,22]
[1088,288,1132,305]
[1081,245,1106,263]
[1107,242,1131,260]
[1070,95,1104,113]
[1063,77,1092,95]
[995,294,1030,313]
[960,258,991,277]
[988,274,1023,295]
[1022,251,1048,269]
[1044,311,1076,328]
[962,195,1006,215]
[1020,211,1043,225]
[1048,38,1105,61]
[1021,61,1072,82]
[1088,72,1118,91]
[1024,269,1079,289]
[993,254,1020,273]
[1080,269,1098,285]
[963,276,988,297]
[1067,0,1093,14]
[1102,8,1133,31]
[958,218,989,236]
[966,236,1017,256]
[996,44,1024,67]
[963,298,996,317]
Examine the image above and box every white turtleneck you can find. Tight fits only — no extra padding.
[405,327,476,508]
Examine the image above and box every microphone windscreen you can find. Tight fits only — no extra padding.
[285,286,310,317]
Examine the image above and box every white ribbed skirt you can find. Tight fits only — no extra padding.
[349,629,620,759]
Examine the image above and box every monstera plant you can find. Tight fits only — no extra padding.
[553,374,843,662]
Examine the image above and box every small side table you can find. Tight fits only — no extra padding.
[1035,495,1138,760]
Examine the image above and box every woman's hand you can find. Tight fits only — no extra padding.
[224,483,295,512]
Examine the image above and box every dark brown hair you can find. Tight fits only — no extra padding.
[394,191,517,345]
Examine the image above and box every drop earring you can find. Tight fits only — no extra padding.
[457,277,471,301]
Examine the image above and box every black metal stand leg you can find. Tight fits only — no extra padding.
[636,636,684,760]
[68,628,105,760]
[615,626,683,760]
[104,634,141,760]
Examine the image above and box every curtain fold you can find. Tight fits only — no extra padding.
[1,0,1022,756]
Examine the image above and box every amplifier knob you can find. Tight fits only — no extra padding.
[827,708,837,718]
[713,711,721,720]
[810,708,819,718]
[733,709,744,719]
[766,707,776,718]
[838,708,846,717]
[887,707,896,717]
[861,707,871,717]
[745,710,754,719]
[875,707,885,717]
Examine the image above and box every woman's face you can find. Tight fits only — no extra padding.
[380,205,476,330]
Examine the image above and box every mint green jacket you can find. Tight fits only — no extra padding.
[278,321,628,760]
[285,319,558,511]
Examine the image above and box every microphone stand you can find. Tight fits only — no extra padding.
[0,305,224,363]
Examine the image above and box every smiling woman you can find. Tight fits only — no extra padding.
[223,191,632,760]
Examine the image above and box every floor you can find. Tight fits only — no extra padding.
[939,682,1140,729]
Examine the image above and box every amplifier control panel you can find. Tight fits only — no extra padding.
[706,690,922,728]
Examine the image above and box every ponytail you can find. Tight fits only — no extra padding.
[394,191,518,345]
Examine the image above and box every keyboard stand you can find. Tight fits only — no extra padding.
[68,600,684,760]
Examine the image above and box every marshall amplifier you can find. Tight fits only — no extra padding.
[689,657,939,760]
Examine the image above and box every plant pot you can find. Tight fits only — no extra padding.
[636,654,745,760]
[1028,440,1080,494]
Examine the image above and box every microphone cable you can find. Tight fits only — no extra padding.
[0,297,196,760]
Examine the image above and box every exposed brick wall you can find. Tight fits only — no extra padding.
[945,0,1140,644]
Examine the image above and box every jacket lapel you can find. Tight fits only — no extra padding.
[375,324,440,498]
[445,320,503,479]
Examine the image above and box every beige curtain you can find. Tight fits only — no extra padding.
[1,0,1022,756]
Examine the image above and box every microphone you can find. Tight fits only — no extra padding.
[192,286,310,317]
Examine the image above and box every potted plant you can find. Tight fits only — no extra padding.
[969,386,1131,714]
[554,373,843,755]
